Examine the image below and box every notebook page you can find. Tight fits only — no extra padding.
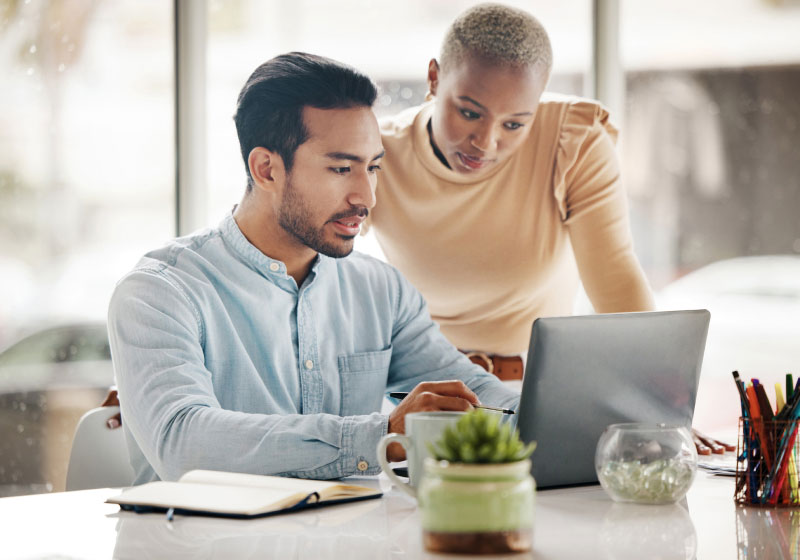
[179,470,339,492]
[108,481,306,515]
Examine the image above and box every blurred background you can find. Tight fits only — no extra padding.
[0,0,798,496]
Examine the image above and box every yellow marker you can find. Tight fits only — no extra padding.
[777,383,787,413]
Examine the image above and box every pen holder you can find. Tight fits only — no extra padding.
[735,417,800,507]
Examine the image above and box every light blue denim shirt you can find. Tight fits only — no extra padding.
[108,215,519,484]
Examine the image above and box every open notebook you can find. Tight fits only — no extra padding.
[106,469,383,519]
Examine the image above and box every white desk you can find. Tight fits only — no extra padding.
[1,472,795,559]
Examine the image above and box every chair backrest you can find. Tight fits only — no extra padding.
[66,406,135,491]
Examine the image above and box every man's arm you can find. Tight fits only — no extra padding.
[108,270,387,481]
[382,266,520,413]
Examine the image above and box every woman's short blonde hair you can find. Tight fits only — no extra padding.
[440,3,552,74]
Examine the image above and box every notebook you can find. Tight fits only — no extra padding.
[517,310,710,489]
[106,469,382,519]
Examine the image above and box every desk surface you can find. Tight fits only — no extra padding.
[1,469,795,559]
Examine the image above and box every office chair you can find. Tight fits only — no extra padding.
[65,406,135,491]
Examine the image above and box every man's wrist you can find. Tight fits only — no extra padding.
[340,414,387,476]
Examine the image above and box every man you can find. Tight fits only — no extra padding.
[108,52,518,484]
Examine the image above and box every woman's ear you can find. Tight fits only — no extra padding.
[426,58,440,98]
[248,147,285,193]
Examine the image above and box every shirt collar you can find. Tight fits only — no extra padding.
[219,214,329,283]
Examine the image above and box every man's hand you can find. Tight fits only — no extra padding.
[385,380,479,462]
[100,389,122,429]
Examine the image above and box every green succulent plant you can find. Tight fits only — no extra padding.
[428,409,536,464]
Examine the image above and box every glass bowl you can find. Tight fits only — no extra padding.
[595,423,697,504]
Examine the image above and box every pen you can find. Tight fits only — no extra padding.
[778,378,800,421]
[733,371,756,500]
[765,394,800,504]
[755,383,775,420]
[759,377,800,503]
[768,424,798,504]
[748,384,773,470]
[776,383,786,416]
[780,376,800,502]
[388,392,515,415]
[732,371,750,418]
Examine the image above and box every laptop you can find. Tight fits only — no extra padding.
[516,310,710,489]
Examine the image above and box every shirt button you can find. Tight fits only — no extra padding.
[357,460,369,472]
[304,359,314,370]
[269,262,280,272]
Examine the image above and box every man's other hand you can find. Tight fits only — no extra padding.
[101,389,122,429]
[385,380,479,462]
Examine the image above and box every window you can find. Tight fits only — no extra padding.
[0,0,173,496]
[621,0,800,434]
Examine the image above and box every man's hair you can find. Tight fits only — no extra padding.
[439,3,552,74]
[234,52,378,190]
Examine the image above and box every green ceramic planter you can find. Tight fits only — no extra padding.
[418,458,535,554]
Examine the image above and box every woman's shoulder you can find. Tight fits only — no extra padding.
[379,103,429,139]
[537,94,617,138]
[542,95,621,220]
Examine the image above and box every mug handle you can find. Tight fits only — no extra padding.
[377,433,416,498]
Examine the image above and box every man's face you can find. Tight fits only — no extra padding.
[429,55,547,177]
[277,106,384,258]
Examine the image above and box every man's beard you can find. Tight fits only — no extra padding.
[277,177,368,259]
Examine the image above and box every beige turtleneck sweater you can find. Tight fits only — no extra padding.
[368,95,654,355]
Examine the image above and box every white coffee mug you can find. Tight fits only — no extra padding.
[377,411,466,498]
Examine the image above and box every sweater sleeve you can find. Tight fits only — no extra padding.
[552,100,655,313]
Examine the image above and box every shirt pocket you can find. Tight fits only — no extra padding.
[338,347,392,416]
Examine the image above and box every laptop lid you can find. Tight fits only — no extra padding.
[517,310,710,489]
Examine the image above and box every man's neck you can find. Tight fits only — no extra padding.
[233,197,316,286]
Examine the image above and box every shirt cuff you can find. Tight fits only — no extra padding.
[340,413,388,477]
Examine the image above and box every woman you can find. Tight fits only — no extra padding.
[369,3,654,379]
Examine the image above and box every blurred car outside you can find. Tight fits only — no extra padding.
[0,244,164,496]
[0,322,114,496]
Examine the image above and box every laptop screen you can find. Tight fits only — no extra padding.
[517,310,710,488]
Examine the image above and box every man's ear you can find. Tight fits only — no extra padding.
[427,58,440,98]
[248,147,285,192]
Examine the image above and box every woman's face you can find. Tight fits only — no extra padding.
[428,55,548,177]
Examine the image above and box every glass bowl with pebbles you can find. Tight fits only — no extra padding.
[595,423,697,504]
